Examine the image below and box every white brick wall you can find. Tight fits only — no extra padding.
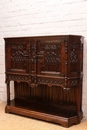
[0,0,87,118]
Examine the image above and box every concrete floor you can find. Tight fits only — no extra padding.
[0,101,87,130]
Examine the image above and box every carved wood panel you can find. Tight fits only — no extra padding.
[15,82,76,106]
[67,37,83,77]
[37,40,66,77]
[5,40,31,75]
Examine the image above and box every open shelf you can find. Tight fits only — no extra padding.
[5,98,82,127]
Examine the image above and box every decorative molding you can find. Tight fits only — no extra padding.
[6,75,29,83]
[38,78,64,87]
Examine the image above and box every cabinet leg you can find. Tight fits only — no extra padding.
[7,83,10,105]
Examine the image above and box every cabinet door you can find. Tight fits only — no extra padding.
[37,39,66,77]
[5,40,30,75]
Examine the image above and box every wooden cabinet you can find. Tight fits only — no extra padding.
[5,35,83,127]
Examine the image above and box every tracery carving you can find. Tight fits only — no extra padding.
[11,44,26,62]
[11,50,24,62]
[43,44,61,64]
[6,75,29,83]
[38,78,64,87]
[70,44,78,63]
[46,51,60,63]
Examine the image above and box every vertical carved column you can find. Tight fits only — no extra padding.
[64,40,68,89]
[30,41,37,88]
[64,40,68,77]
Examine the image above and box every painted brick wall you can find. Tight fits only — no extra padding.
[0,0,87,118]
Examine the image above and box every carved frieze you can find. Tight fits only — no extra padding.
[38,77,64,87]
[6,75,29,83]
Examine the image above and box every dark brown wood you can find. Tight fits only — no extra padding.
[4,35,83,127]
[7,83,10,105]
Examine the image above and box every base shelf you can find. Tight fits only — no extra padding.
[5,99,83,127]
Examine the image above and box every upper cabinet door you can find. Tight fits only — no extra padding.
[5,39,30,75]
[36,38,66,77]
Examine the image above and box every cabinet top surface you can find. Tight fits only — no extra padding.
[4,34,82,40]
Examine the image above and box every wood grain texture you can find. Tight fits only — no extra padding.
[4,35,83,127]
